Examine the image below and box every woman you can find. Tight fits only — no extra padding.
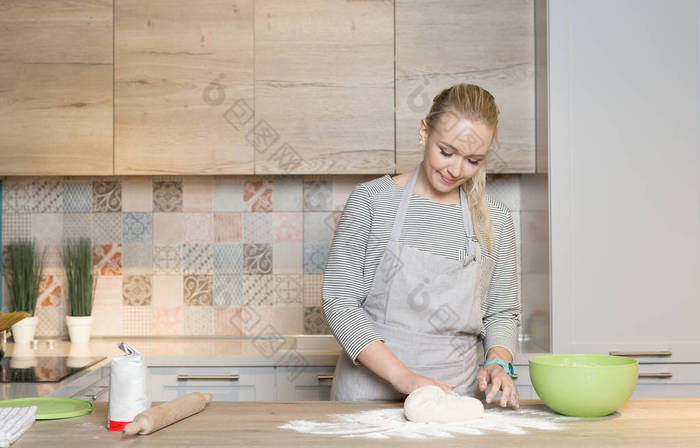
[321,83,520,408]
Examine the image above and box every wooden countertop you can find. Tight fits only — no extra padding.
[14,399,700,447]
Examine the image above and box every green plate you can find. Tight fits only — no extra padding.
[0,397,93,420]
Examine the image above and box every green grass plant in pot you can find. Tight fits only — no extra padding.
[2,239,45,345]
[61,238,98,344]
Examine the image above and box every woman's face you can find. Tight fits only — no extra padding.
[418,110,494,194]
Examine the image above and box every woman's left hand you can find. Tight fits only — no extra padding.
[477,364,519,408]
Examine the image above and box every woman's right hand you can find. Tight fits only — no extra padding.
[392,370,456,396]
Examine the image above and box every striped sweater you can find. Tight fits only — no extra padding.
[322,174,521,366]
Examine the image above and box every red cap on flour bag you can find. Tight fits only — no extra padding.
[108,342,150,431]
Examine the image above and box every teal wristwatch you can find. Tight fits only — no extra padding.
[484,358,515,378]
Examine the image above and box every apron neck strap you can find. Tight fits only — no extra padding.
[390,162,475,242]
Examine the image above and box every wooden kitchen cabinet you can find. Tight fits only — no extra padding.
[253,0,395,174]
[0,0,113,175]
[149,366,277,402]
[114,0,255,175]
[395,0,536,174]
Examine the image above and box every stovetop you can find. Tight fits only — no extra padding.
[0,356,106,383]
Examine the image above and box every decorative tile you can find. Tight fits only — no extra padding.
[272,212,302,243]
[153,213,184,245]
[122,274,152,306]
[242,275,274,306]
[214,213,242,242]
[303,212,334,244]
[92,213,122,244]
[31,213,63,245]
[93,243,122,275]
[91,305,123,336]
[303,243,329,274]
[260,305,304,334]
[2,180,31,213]
[43,245,62,269]
[272,242,302,274]
[184,274,213,306]
[153,180,183,212]
[214,307,242,336]
[213,243,243,274]
[123,213,152,243]
[152,274,184,307]
[153,306,183,336]
[122,243,153,273]
[274,274,303,305]
[35,306,66,337]
[93,180,122,212]
[213,177,244,212]
[240,306,264,335]
[184,213,213,243]
[94,276,123,308]
[183,177,213,212]
[271,176,303,211]
[303,179,332,211]
[153,245,181,274]
[2,213,30,244]
[331,176,362,212]
[242,243,272,275]
[121,176,153,212]
[303,274,323,307]
[31,179,63,213]
[213,274,243,308]
[123,306,154,336]
[38,274,63,307]
[486,174,521,212]
[243,178,272,212]
[182,243,213,274]
[303,306,331,335]
[63,181,92,213]
[62,213,92,240]
[184,306,213,335]
[242,213,271,243]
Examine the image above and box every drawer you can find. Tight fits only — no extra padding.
[149,366,276,402]
[276,366,335,401]
[632,364,700,398]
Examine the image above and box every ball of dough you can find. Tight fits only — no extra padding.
[403,385,484,423]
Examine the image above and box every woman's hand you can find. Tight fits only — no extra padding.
[477,364,519,408]
[391,370,456,396]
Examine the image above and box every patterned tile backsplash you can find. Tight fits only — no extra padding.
[0,174,524,338]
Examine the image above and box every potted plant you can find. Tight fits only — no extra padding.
[3,240,45,344]
[61,238,98,344]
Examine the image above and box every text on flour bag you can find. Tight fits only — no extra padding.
[108,342,151,432]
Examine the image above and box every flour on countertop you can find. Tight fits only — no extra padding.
[280,407,600,439]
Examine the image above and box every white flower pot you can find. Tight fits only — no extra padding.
[10,316,38,345]
[66,315,93,344]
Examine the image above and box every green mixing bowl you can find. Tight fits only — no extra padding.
[529,354,638,417]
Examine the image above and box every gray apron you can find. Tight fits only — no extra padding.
[330,162,484,401]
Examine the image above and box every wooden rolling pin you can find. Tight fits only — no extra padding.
[122,392,212,436]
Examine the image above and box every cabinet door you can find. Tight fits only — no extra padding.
[0,0,113,175]
[276,366,334,401]
[549,0,700,363]
[395,0,535,174]
[149,366,276,402]
[254,0,394,174]
[115,0,255,175]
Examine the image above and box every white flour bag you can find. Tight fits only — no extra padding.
[108,342,150,431]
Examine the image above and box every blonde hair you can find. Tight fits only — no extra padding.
[423,83,499,254]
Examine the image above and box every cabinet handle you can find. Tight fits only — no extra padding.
[317,374,334,382]
[609,350,672,357]
[177,374,240,381]
[638,372,673,379]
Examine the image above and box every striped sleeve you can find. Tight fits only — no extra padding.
[321,184,384,366]
[480,202,521,360]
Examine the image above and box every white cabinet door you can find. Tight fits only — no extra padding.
[549,0,700,363]
[149,367,276,402]
[275,366,334,401]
